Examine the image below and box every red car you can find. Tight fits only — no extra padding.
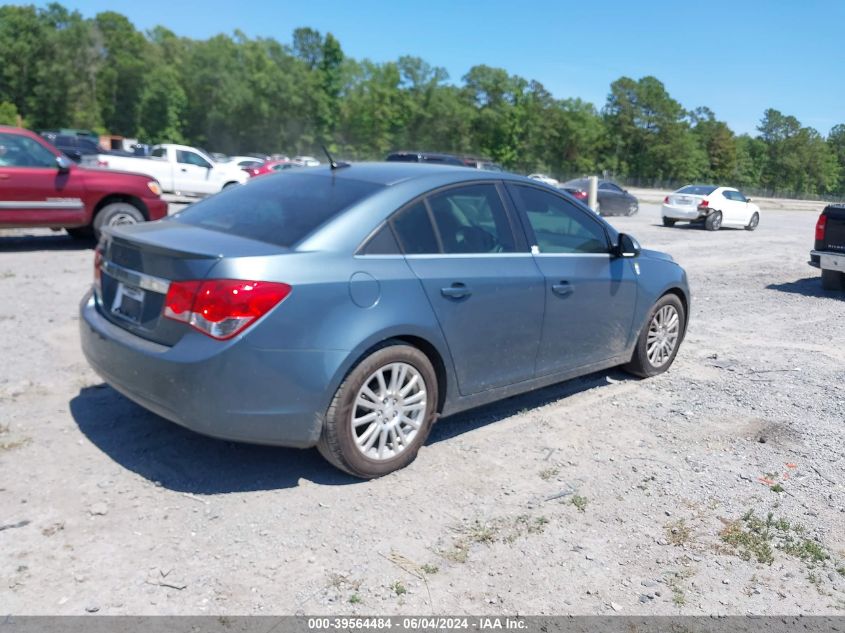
[246,159,296,178]
[0,126,168,238]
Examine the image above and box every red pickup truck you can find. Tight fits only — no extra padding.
[0,126,167,239]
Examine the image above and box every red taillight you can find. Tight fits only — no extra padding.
[163,279,291,340]
[663,196,669,204]
[815,214,827,241]
[699,199,709,208]
[573,190,587,200]
[93,249,103,294]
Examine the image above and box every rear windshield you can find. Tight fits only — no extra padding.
[172,173,383,247]
[561,179,588,189]
[677,185,717,195]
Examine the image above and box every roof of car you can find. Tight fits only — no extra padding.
[286,161,535,186]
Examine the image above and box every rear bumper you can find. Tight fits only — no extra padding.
[661,204,706,221]
[810,250,845,272]
[79,291,345,448]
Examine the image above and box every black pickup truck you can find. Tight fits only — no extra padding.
[810,204,845,290]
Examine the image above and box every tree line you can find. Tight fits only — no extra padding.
[1,3,844,198]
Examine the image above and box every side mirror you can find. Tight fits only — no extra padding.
[745,198,752,203]
[56,155,72,172]
[615,233,641,258]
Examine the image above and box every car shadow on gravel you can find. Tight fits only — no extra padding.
[69,385,359,493]
[428,368,632,444]
[767,277,844,300]
[0,234,94,251]
[70,369,632,492]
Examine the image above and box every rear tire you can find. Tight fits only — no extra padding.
[704,211,722,231]
[821,269,845,291]
[623,293,686,378]
[745,212,759,231]
[92,202,145,238]
[662,217,676,227]
[317,343,438,478]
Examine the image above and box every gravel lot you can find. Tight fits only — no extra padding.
[1,197,843,616]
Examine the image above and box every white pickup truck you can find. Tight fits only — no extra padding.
[82,144,249,196]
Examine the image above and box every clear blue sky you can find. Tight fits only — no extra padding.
[34,0,845,136]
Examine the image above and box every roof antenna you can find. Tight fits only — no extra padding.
[321,144,349,170]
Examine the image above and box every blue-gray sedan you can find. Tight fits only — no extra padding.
[80,163,690,478]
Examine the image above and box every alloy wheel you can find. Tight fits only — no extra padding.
[646,304,680,368]
[350,362,427,461]
[107,212,140,227]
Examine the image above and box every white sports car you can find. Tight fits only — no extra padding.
[661,185,760,231]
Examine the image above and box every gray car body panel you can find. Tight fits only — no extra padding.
[80,163,690,448]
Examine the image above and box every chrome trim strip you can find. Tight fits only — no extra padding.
[403,253,534,259]
[0,200,84,209]
[533,253,612,258]
[100,260,171,294]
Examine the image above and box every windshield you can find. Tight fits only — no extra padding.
[171,173,383,247]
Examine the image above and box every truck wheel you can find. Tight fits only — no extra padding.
[821,269,845,291]
[704,211,722,231]
[93,202,145,238]
[318,343,438,478]
[662,217,676,227]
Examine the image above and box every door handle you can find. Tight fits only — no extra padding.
[441,283,471,299]
[551,281,574,297]
[180,168,188,172]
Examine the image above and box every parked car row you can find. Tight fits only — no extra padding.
[385,151,503,171]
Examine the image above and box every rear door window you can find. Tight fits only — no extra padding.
[173,173,383,248]
[427,184,517,254]
[0,133,57,168]
[392,202,439,254]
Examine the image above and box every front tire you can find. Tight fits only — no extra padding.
[627,202,638,216]
[93,202,145,238]
[623,294,685,378]
[821,269,845,291]
[662,217,676,227]
[745,212,759,231]
[704,210,722,231]
[318,343,438,478]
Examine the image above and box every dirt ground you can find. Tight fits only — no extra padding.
[1,197,843,616]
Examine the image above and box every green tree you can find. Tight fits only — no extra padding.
[0,101,22,125]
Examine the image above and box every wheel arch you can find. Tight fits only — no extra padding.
[661,286,690,340]
[92,194,149,222]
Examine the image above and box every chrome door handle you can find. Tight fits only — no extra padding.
[441,283,471,299]
[551,281,574,297]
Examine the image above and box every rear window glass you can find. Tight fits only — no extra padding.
[392,202,439,254]
[172,173,383,247]
[677,185,717,195]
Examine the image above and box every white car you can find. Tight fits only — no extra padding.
[662,185,760,231]
[528,173,559,187]
[226,155,265,169]
[293,155,320,167]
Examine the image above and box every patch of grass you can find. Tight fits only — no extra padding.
[770,483,784,493]
[443,514,551,562]
[671,585,686,606]
[420,563,438,575]
[570,495,588,512]
[390,581,406,596]
[666,519,692,546]
[0,271,15,279]
[349,594,362,604]
[782,538,830,565]
[0,437,30,452]
[721,510,834,572]
[539,467,559,481]
[720,512,776,564]
[443,541,469,564]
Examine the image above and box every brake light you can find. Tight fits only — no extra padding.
[663,196,669,203]
[815,214,827,241]
[699,199,709,208]
[93,249,103,294]
[163,279,291,340]
[573,190,587,200]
